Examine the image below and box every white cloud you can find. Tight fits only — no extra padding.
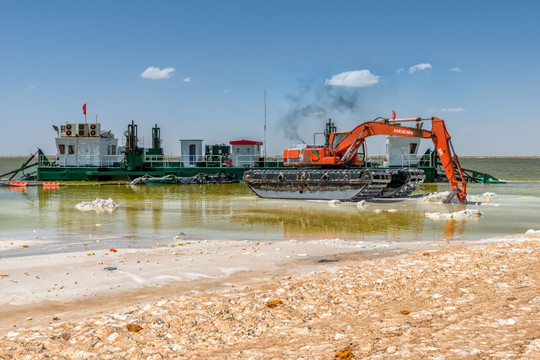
[441,107,465,112]
[450,67,461,72]
[26,85,37,90]
[183,77,192,82]
[325,70,379,87]
[141,66,175,80]
[409,63,432,74]
[396,68,404,75]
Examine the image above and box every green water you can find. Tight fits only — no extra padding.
[459,157,540,182]
[1,157,539,257]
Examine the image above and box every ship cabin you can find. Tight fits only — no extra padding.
[386,136,421,167]
[55,122,120,167]
[229,140,263,167]
[179,139,204,167]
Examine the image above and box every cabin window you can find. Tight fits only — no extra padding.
[111,145,117,155]
[332,133,348,149]
[246,147,251,153]
[58,144,65,154]
[236,148,239,153]
[409,143,418,154]
[356,143,366,162]
[68,145,75,155]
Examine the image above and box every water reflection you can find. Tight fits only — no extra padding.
[2,182,534,248]
[231,204,426,241]
[0,183,458,242]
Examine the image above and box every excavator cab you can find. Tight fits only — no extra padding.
[329,132,349,149]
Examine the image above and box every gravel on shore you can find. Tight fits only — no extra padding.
[1,237,539,359]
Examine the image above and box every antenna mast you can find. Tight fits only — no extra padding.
[264,89,267,158]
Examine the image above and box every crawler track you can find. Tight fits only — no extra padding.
[243,168,425,201]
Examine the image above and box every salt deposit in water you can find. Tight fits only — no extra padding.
[421,192,497,204]
[426,209,484,220]
[75,198,118,212]
[421,191,451,203]
[468,192,497,203]
[357,200,368,208]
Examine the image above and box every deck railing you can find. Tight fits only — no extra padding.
[145,154,284,168]
[39,154,123,167]
[366,153,434,168]
[38,152,434,169]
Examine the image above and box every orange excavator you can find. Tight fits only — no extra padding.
[244,115,467,204]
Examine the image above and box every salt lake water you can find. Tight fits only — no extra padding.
[1,157,539,258]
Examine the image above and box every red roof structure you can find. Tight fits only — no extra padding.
[229,140,263,145]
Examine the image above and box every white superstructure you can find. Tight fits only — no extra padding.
[55,122,121,167]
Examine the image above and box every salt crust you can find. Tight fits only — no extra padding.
[75,198,118,212]
[477,229,540,244]
[421,191,497,203]
[1,239,538,359]
[426,209,484,220]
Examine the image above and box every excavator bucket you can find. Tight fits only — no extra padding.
[444,190,467,204]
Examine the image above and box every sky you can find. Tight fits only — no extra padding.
[1,0,539,156]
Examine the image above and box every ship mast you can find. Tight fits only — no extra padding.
[264,89,267,158]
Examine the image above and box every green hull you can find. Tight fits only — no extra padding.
[35,164,502,184]
[36,164,434,182]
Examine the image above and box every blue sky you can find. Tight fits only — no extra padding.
[1,0,539,156]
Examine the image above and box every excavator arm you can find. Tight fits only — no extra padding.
[429,117,467,203]
[331,116,467,203]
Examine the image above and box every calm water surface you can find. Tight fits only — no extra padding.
[1,157,539,257]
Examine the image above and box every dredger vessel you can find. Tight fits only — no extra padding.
[2,106,503,196]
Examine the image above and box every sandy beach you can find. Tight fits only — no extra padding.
[1,233,539,359]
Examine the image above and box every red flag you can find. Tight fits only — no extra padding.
[392,110,396,120]
[82,103,87,115]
